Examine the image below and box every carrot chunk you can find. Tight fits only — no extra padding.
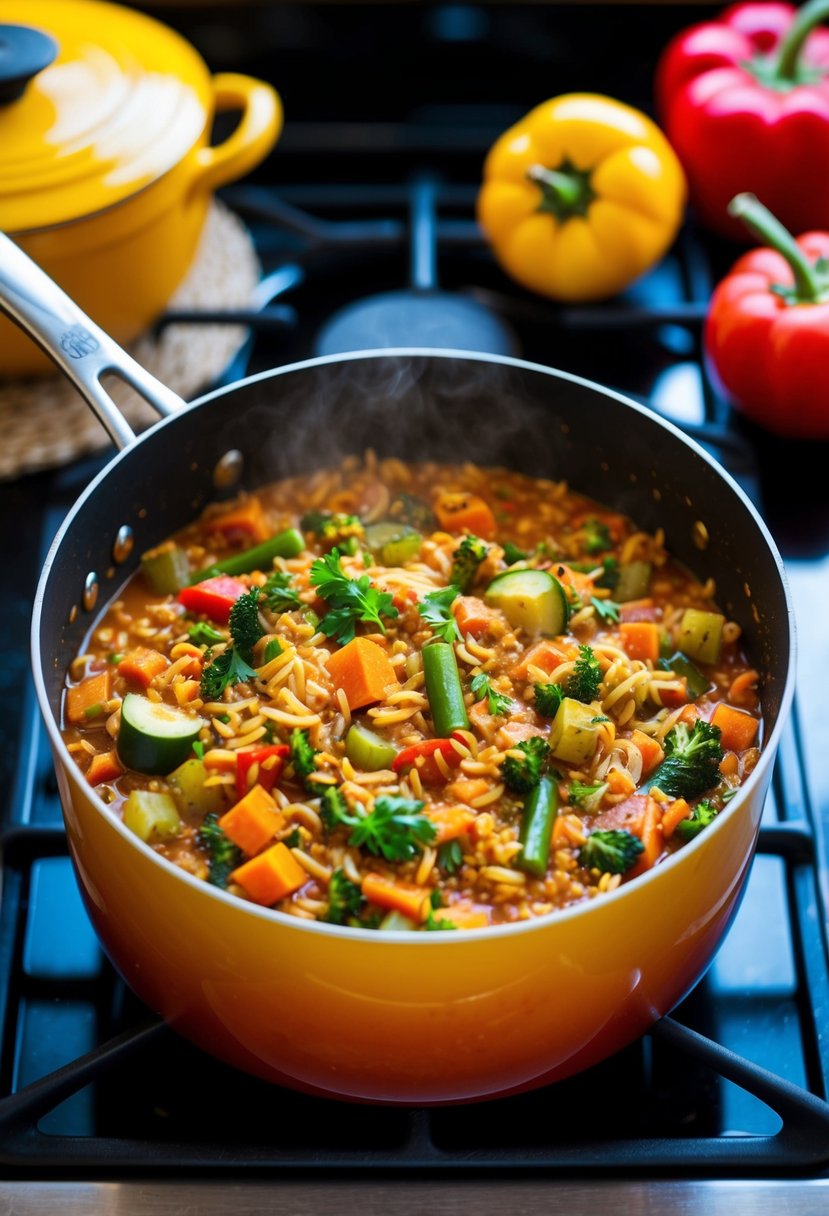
[605,768,636,798]
[453,595,501,637]
[662,798,692,840]
[619,621,660,665]
[362,873,432,922]
[630,729,665,777]
[510,639,572,680]
[438,902,491,929]
[117,647,169,689]
[204,496,268,542]
[433,491,496,539]
[326,637,397,710]
[86,750,123,787]
[627,797,664,877]
[220,785,283,856]
[710,702,760,752]
[66,670,113,725]
[426,803,476,843]
[728,669,759,708]
[231,842,306,905]
[447,777,490,804]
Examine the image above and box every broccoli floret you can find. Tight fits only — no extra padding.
[199,587,264,700]
[198,813,241,888]
[595,556,620,591]
[579,829,644,874]
[675,800,719,843]
[325,868,364,925]
[569,780,607,809]
[228,587,264,658]
[300,510,365,549]
[289,728,320,789]
[644,720,724,801]
[502,737,550,794]
[566,644,602,704]
[320,784,350,831]
[423,889,457,931]
[450,535,489,593]
[534,682,564,718]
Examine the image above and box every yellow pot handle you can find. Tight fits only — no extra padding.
[192,73,283,195]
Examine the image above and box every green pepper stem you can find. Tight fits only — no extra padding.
[728,193,823,302]
[527,164,583,209]
[773,0,829,82]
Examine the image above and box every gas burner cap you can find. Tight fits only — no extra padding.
[314,289,519,357]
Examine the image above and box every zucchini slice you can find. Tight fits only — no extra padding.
[484,569,568,637]
[118,694,205,776]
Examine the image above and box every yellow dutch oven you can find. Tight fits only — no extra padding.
[0,0,282,377]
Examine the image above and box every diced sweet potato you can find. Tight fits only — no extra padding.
[231,843,306,905]
[65,670,112,725]
[326,637,397,710]
[220,785,283,856]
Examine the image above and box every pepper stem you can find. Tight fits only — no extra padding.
[728,193,823,302]
[527,162,594,220]
[773,0,829,82]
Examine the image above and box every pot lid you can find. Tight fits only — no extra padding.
[0,0,212,233]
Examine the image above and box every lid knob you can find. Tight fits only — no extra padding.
[0,24,58,105]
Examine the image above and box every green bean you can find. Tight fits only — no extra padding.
[422,642,470,736]
[189,528,304,583]
[517,776,559,877]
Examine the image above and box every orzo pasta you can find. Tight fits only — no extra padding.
[62,456,762,930]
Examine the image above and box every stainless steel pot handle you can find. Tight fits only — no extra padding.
[0,231,186,450]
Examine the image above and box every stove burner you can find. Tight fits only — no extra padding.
[314,287,518,356]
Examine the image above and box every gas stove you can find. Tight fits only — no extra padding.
[1,3,828,1210]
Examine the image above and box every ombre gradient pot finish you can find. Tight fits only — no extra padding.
[31,351,794,1103]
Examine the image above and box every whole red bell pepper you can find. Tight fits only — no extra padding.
[656,0,829,240]
[705,193,829,438]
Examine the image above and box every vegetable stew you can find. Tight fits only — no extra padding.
[62,455,762,930]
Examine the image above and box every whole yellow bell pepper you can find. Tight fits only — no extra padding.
[477,94,686,302]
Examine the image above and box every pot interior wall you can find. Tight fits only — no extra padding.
[36,353,791,734]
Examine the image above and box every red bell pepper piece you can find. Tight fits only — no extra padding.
[235,744,289,800]
[178,576,247,625]
[705,193,829,438]
[656,1,829,240]
[392,737,464,785]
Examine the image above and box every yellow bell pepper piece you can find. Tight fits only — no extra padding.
[477,93,686,302]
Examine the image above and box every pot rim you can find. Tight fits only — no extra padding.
[30,347,797,945]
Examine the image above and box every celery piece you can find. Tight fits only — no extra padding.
[167,758,225,817]
[678,609,725,664]
[346,722,398,771]
[123,790,181,843]
[615,560,651,602]
[379,910,419,931]
[141,542,190,595]
[548,698,603,765]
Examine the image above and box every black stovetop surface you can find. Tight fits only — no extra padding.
[1,0,828,1183]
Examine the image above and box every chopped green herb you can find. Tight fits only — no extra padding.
[321,794,437,862]
[502,541,529,566]
[107,652,125,665]
[437,838,464,874]
[283,827,302,848]
[418,585,462,643]
[502,737,550,794]
[470,672,512,717]
[262,570,302,614]
[263,638,283,664]
[83,702,104,720]
[591,596,620,623]
[192,740,205,761]
[583,518,612,555]
[310,549,398,644]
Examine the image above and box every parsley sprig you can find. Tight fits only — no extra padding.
[470,673,512,717]
[310,548,398,644]
[199,588,262,700]
[566,644,603,703]
[321,790,437,861]
[262,570,302,614]
[418,585,462,643]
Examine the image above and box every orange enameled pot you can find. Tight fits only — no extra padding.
[0,0,281,377]
[1,234,794,1103]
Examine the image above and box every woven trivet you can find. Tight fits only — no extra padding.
[0,200,260,481]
